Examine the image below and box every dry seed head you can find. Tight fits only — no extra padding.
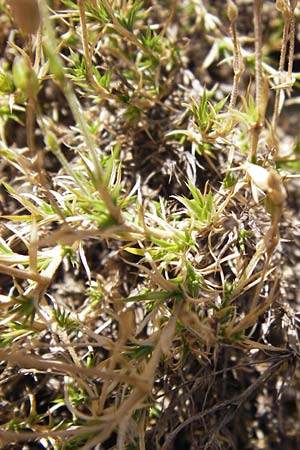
[266,170,287,206]
[245,162,287,207]
[227,0,238,22]
[245,162,270,191]
[9,0,41,34]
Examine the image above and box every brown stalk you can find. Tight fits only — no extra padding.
[0,348,147,387]
[80,303,182,450]
[228,1,244,109]
[272,0,298,135]
[287,0,298,81]
[250,0,265,162]
[0,264,50,284]
[254,0,263,115]
[272,1,292,130]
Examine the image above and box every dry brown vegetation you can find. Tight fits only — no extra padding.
[0,1,300,449]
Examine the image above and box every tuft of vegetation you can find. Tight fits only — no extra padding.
[0,1,300,449]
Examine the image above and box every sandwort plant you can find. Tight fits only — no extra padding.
[0,1,300,449]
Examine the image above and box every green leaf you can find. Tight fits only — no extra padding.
[121,290,182,303]
[0,71,15,94]
[186,262,203,297]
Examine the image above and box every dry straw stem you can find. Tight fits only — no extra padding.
[96,309,136,416]
[227,275,279,337]
[253,0,264,118]
[287,0,298,78]
[0,263,50,284]
[0,348,148,389]
[227,0,244,109]
[0,302,181,449]
[272,0,299,131]
[79,303,181,450]
[251,0,268,162]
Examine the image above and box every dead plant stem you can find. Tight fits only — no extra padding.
[272,4,291,130]
[251,0,264,162]
[287,8,296,78]
[228,2,244,109]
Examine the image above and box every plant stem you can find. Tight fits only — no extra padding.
[254,0,263,116]
[250,0,264,162]
[272,6,291,130]
[228,3,244,109]
[287,5,296,79]
[39,0,123,224]
[272,1,298,132]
